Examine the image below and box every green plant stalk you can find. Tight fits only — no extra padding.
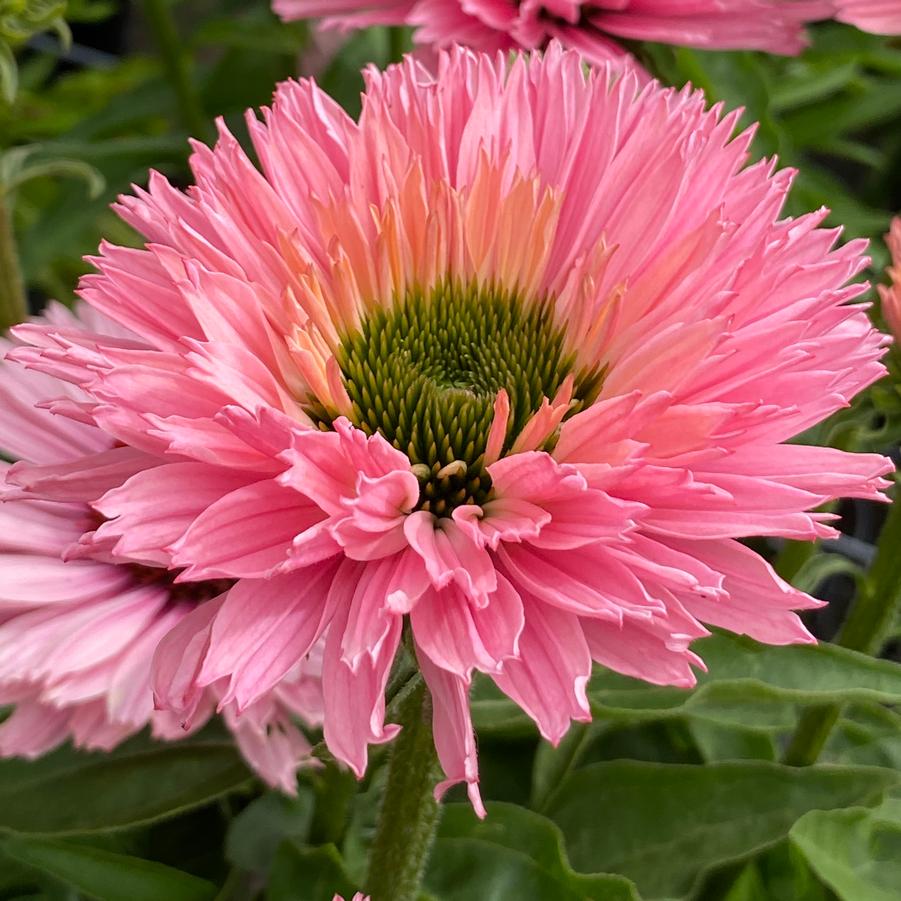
[0,188,27,331]
[388,26,408,63]
[365,681,442,901]
[141,0,207,138]
[783,485,901,766]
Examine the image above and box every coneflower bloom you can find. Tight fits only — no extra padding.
[836,0,901,33]
[6,46,891,813]
[0,306,322,793]
[273,0,836,63]
[879,217,901,340]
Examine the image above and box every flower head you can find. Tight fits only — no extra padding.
[0,306,322,793]
[274,0,838,63]
[6,45,891,814]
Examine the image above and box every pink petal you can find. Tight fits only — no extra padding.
[410,574,523,678]
[416,647,485,818]
[198,564,339,710]
[172,478,324,579]
[492,594,591,745]
[322,604,402,777]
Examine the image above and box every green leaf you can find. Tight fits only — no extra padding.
[473,633,901,734]
[1,147,106,197]
[425,803,642,901]
[267,843,359,901]
[0,735,253,835]
[591,632,901,729]
[0,834,215,901]
[225,790,314,876]
[689,720,777,762]
[0,40,17,104]
[722,864,769,901]
[790,794,901,901]
[546,760,898,899]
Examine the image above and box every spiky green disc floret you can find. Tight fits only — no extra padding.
[310,280,603,516]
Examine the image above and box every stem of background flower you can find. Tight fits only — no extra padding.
[365,680,442,901]
[141,0,208,139]
[0,188,27,331]
[783,483,901,766]
[388,26,409,63]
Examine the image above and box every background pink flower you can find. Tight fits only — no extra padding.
[6,46,891,814]
[879,217,901,340]
[836,0,901,32]
[0,305,322,793]
[274,0,841,63]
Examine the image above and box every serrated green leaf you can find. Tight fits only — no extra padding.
[689,720,777,762]
[473,633,901,735]
[826,706,901,770]
[0,834,215,901]
[790,794,901,900]
[546,760,898,899]
[0,735,253,835]
[425,803,642,901]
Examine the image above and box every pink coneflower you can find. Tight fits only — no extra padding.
[274,1,837,63]
[836,0,901,32]
[878,217,901,340]
[0,305,321,793]
[6,46,891,814]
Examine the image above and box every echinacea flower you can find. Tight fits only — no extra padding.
[836,0,901,33]
[273,0,839,64]
[6,45,891,814]
[878,217,901,340]
[0,305,322,793]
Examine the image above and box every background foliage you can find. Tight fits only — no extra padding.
[1,3,900,899]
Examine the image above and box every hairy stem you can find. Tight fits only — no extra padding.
[0,188,27,331]
[366,681,441,901]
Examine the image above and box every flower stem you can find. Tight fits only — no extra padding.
[388,26,408,63]
[783,484,901,766]
[141,0,207,139]
[0,188,27,331]
[366,681,441,901]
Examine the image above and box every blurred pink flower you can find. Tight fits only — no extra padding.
[274,0,837,63]
[332,895,368,901]
[0,305,322,793]
[878,218,901,340]
[836,0,901,32]
[6,45,891,815]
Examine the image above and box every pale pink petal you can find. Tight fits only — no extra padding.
[491,594,591,744]
[322,605,402,777]
[404,511,497,605]
[197,564,339,710]
[410,574,523,677]
[416,647,485,818]
[172,478,323,579]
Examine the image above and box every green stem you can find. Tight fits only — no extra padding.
[366,681,442,901]
[388,26,408,63]
[783,486,901,767]
[0,188,27,331]
[141,0,207,138]
[773,538,817,583]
